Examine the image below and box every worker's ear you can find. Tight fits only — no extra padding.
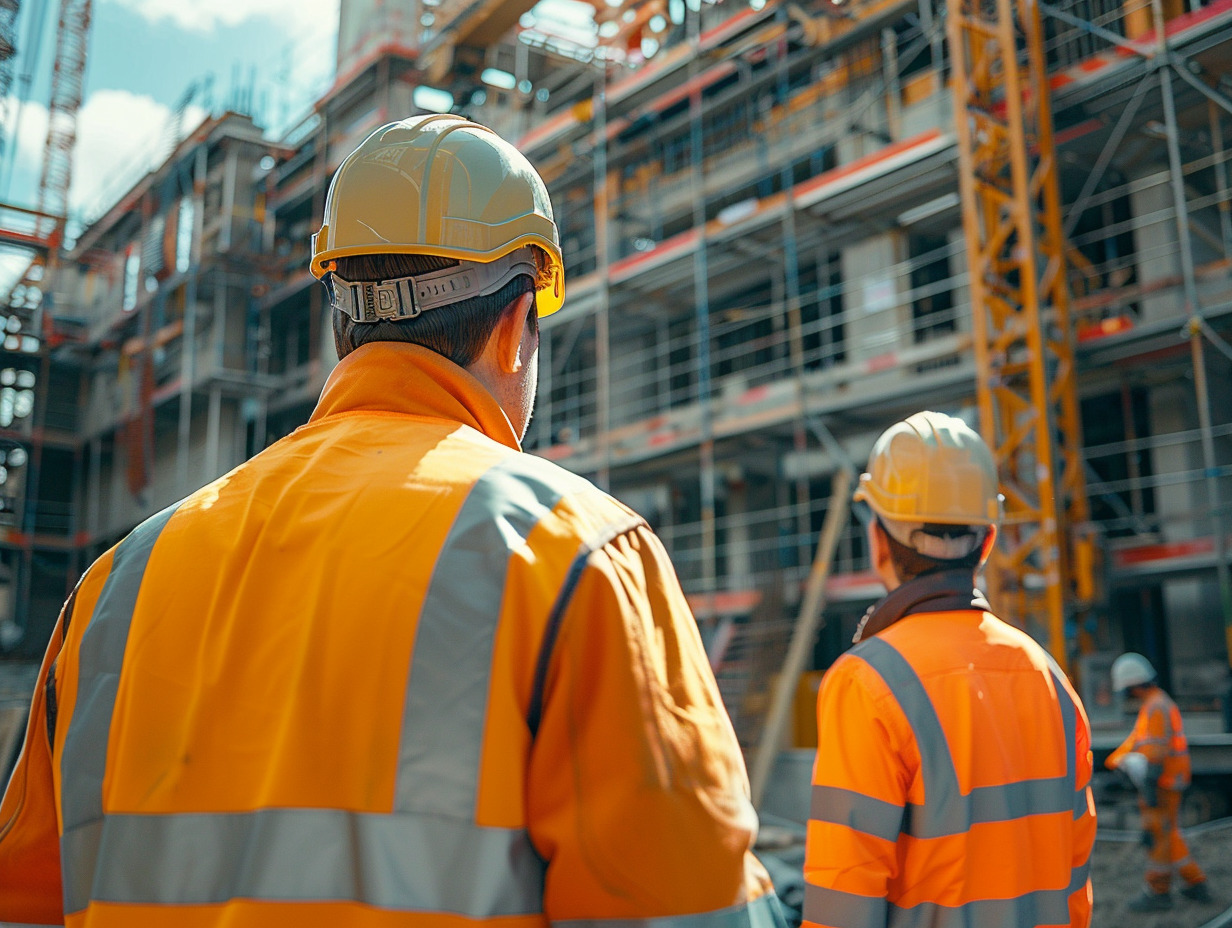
[493,291,537,374]
[977,525,997,567]
[868,519,899,589]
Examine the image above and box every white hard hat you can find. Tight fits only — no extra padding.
[1111,652,1156,693]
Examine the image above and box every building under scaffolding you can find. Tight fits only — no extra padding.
[3,0,1232,767]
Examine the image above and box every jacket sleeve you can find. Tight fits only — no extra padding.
[0,610,67,924]
[1106,701,1168,772]
[803,656,913,928]
[1062,673,1095,928]
[526,523,782,926]
[1135,703,1171,768]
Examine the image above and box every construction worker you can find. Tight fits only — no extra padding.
[803,411,1097,928]
[0,115,784,927]
[1107,651,1211,910]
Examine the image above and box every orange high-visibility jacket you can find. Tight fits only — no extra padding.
[1107,686,1191,791]
[804,608,1096,928]
[0,343,781,928]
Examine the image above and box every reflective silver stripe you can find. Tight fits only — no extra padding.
[803,885,885,928]
[804,864,1090,928]
[556,895,786,928]
[852,637,960,839]
[810,785,903,843]
[396,455,588,816]
[853,637,1077,839]
[58,503,182,915]
[1046,660,1077,784]
[59,503,181,833]
[61,808,543,916]
[1043,660,1090,824]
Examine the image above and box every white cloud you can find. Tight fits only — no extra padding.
[0,88,208,268]
[71,89,208,224]
[107,0,339,34]
[0,91,189,291]
[1,98,49,208]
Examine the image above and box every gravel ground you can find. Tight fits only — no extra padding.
[1092,824,1232,928]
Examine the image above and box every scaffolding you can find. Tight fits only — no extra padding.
[4,0,1230,728]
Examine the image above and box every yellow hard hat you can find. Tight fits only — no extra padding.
[311,114,564,317]
[853,410,1003,526]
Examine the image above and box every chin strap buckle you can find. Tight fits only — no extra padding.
[326,247,540,324]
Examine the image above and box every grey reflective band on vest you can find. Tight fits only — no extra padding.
[61,808,543,916]
[396,454,581,817]
[59,505,181,833]
[555,895,787,928]
[57,503,181,915]
[804,862,1090,928]
[810,785,904,844]
[851,637,1078,840]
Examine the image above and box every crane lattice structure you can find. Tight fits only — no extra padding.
[0,0,19,165]
[35,0,91,243]
[947,0,1093,672]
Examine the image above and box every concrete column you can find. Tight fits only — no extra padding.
[1129,175,1184,324]
[87,438,102,540]
[206,387,222,480]
[1148,379,1200,542]
[948,224,972,334]
[724,468,753,591]
[840,232,910,362]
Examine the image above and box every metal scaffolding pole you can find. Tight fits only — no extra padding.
[1151,0,1232,659]
[1209,102,1232,259]
[689,5,717,622]
[774,12,813,579]
[177,146,207,490]
[594,68,612,491]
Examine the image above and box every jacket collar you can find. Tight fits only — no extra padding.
[308,342,522,451]
[852,568,990,643]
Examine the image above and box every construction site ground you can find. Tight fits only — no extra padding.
[1092,823,1232,928]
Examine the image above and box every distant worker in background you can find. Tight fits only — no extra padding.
[1107,651,1211,911]
[803,411,1096,928]
[0,115,783,926]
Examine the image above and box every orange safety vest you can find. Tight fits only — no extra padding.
[0,343,780,927]
[1107,686,1191,791]
[804,605,1096,928]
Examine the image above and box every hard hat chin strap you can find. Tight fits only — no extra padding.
[328,247,539,324]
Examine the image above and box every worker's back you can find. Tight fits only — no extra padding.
[806,607,1095,927]
[3,343,777,926]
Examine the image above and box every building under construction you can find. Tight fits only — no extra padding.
[3,0,1232,772]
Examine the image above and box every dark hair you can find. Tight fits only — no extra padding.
[328,252,537,367]
[878,518,984,582]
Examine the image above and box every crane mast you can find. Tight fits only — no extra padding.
[36,0,91,243]
[947,0,1093,672]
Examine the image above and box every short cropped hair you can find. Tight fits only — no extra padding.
[879,519,985,582]
[328,252,537,367]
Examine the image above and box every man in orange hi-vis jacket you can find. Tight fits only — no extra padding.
[0,115,785,928]
[1106,652,1211,911]
[803,411,1096,928]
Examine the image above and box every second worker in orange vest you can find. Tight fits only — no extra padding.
[1106,651,1211,911]
[804,411,1097,928]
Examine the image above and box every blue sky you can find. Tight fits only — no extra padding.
[2,0,339,229]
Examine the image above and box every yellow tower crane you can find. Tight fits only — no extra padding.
[947,0,1096,673]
